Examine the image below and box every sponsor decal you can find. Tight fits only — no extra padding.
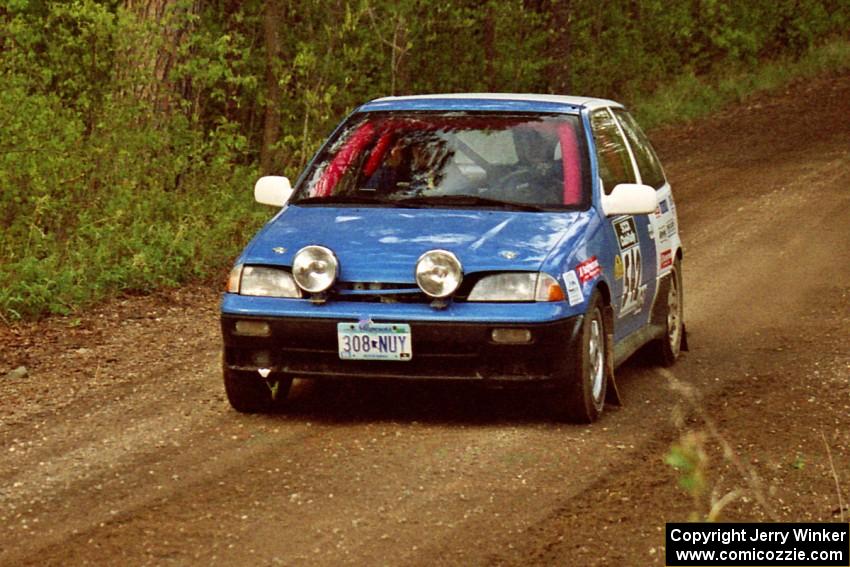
[563,271,584,306]
[613,216,639,251]
[614,255,624,279]
[654,206,663,218]
[659,198,669,214]
[575,256,601,283]
[666,219,677,236]
[658,227,668,242]
[660,249,673,269]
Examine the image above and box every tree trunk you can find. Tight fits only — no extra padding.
[122,0,198,113]
[261,0,285,176]
[483,2,497,91]
[545,0,572,94]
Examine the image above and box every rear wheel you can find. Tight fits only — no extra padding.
[649,258,684,366]
[223,366,293,413]
[552,291,607,423]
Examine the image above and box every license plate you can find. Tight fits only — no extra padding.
[337,322,412,361]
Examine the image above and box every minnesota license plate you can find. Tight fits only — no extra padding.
[337,322,412,361]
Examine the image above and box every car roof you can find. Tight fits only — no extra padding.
[358,93,623,115]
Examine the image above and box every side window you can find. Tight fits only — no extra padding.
[613,109,666,189]
[590,109,636,194]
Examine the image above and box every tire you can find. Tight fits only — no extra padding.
[649,258,684,366]
[552,291,607,423]
[223,365,293,413]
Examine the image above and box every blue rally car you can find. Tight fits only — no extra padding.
[221,93,686,422]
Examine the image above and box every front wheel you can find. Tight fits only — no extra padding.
[223,365,293,413]
[552,292,607,423]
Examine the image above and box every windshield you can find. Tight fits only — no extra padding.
[293,112,590,210]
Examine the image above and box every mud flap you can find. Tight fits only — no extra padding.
[602,303,622,406]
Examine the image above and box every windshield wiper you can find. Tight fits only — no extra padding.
[292,194,394,206]
[392,195,546,212]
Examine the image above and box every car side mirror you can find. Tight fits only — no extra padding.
[601,183,656,216]
[254,176,293,207]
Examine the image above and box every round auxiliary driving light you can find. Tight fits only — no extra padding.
[292,245,339,293]
[415,249,463,298]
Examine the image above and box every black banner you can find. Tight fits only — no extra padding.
[666,523,849,566]
[613,216,638,250]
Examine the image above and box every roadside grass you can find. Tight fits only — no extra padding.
[632,37,850,129]
[0,91,270,320]
[0,139,268,320]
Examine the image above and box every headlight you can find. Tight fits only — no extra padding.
[468,273,564,302]
[292,245,338,293]
[239,266,302,298]
[415,249,463,298]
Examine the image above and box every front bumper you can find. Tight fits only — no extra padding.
[221,312,584,384]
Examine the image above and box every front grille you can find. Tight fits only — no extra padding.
[337,282,419,291]
[331,277,489,303]
[334,281,429,303]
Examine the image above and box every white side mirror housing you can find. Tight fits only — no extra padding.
[254,176,293,207]
[601,183,656,216]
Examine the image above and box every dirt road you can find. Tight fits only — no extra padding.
[1,73,848,567]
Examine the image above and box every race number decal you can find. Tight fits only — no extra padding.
[620,246,642,313]
[614,216,645,316]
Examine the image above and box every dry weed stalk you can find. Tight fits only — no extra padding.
[660,367,779,521]
[820,430,846,522]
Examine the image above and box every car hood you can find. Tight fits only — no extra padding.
[241,205,590,282]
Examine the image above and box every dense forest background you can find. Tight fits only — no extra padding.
[1,0,848,319]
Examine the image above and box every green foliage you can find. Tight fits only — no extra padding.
[0,1,265,319]
[665,432,708,495]
[1,0,848,319]
[631,38,850,129]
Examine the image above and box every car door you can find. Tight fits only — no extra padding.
[590,108,658,341]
